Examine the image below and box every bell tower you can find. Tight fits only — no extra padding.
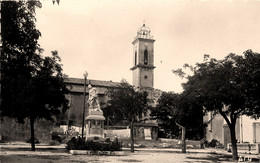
[131,24,155,89]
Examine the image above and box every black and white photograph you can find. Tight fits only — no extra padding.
[1,0,260,162]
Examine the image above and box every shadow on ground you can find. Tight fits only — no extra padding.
[184,153,233,162]
[0,147,68,153]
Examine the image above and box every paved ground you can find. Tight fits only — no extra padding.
[0,142,235,163]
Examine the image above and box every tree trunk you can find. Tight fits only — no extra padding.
[219,108,238,161]
[175,121,186,153]
[130,118,134,153]
[181,126,186,153]
[30,117,35,151]
[230,124,238,160]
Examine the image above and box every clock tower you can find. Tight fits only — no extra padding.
[131,24,155,89]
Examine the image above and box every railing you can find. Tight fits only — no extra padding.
[134,34,154,40]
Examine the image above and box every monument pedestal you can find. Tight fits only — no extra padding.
[85,110,105,140]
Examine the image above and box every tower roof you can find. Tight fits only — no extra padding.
[135,24,154,40]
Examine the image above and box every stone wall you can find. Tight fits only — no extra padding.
[0,117,53,143]
[105,129,130,139]
[134,126,158,140]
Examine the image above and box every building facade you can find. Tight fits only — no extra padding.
[204,111,260,147]
[62,24,161,140]
[131,24,155,89]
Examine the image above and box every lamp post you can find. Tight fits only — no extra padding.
[82,71,88,138]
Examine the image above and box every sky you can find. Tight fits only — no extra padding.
[36,0,260,93]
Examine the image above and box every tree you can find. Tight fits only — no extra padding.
[1,1,69,151]
[103,80,149,153]
[174,50,260,160]
[150,92,180,138]
[151,92,204,153]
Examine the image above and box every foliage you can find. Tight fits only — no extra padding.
[173,50,260,160]
[151,92,204,140]
[66,137,122,151]
[103,80,149,125]
[103,80,149,152]
[48,140,61,146]
[150,92,180,138]
[175,50,260,117]
[208,139,222,148]
[51,131,66,143]
[1,50,69,121]
[25,137,40,144]
[1,1,69,150]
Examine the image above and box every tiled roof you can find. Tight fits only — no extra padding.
[64,78,120,94]
[64,78,120,87]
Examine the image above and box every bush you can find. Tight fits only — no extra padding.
[51,131,67,143]
[200,138,208,148]
[26,137,40,144]
[66,137,122,151]
[49,140,61,146]
[208,139,221,148]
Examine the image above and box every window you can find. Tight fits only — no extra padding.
[144,49,148,65]
[135,51,137,65]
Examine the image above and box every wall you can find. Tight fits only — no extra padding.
[0,117,53,143]
[140,68,154,88]
[204,113,224,143]
[104,126,158,140]
[241,116,260,143]
[204,112,240,145]
[204,112,260,146]
[105,129,130,139]
[67,93,84,126]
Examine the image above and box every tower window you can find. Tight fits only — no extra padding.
[135,51,137,66]
[144,49,148,65]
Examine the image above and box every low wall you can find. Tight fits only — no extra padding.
[104,129,130,139]
[159,138,179,143]
[227,143,260,154]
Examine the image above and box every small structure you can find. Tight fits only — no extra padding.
[85,85,105,140]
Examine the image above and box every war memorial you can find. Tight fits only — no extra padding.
[1,1,260,161]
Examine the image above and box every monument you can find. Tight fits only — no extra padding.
[68,84,123,155]
[85,85,105,140]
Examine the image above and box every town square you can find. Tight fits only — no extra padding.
[1,0,260,162]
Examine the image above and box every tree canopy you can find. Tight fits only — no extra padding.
[103,80,149,152]
[150,92,180,138]
[174,50,260,160]
[181,50,260,117]
[1,1,69,150]
[151,91,204,152]
[104,81,149,125]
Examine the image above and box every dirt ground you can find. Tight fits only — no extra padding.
[0,142,234,163]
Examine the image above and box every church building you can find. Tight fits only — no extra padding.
[62,24,162,140]
[131,23,155,89]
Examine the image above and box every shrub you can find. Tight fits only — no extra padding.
[51,131,67,143]
[26,137,40,144]
[200,138,208,148]
[66,137,122,151]
[49,140,61,146]
[208,139,221,148]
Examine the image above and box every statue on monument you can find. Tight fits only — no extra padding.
[88,84,101,111]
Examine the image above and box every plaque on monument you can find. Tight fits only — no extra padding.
[144,128,152,140]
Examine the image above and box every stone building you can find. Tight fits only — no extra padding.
[131,23,155,89]
[204,110,260,148]
[0,23,162,142]
[61,24,163,140]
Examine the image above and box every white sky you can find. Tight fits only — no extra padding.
[36,0,260,93]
